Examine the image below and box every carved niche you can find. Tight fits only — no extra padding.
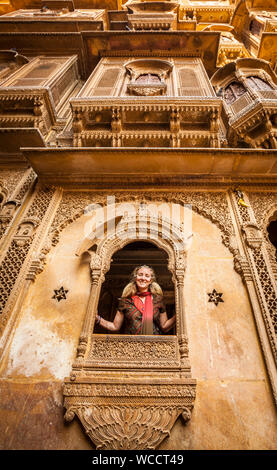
[241,222,263,250]
[13,217,39,246]
[0,200,20,226]
[63,209,196,450]
[125,59,172,96]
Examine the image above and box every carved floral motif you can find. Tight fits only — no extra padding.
[65,405,192,450]
[89,336,178,362]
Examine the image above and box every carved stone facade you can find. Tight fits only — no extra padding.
[0,0,276,452]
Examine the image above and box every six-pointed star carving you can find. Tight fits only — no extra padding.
[52,286,68,302]
[208,289,224,306]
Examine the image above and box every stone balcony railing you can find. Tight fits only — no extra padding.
[70,96,222,148]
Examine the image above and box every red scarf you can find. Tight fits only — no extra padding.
[132,291,153,334]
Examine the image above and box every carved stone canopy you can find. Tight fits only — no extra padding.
[125,58,173,81]
[126,1,179,14]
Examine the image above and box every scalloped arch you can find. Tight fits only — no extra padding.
[49,192,234,257]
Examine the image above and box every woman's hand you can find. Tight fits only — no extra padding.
[159,312,176,333]
[95,310,124,332]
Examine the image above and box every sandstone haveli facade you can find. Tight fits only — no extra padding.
[0,0,277,450]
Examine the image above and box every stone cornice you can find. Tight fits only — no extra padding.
[22,146,277,187]
[0,29,220,77]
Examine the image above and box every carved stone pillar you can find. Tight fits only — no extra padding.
[229,190,277,404]
[76,256,104,360]
[175,255,190,375]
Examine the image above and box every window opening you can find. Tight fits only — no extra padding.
[224,81,247,104]
[267,218,277,261]
[94,241,176,335]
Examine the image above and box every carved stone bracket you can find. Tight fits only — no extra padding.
[233,251,252,283]
[63,379,196,450]
[25,252,47,281]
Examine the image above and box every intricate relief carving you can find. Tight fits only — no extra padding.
[64,383,196,399]
[0,186,55,330]
[0,170,26,199]
[64,404,191,450]
[13,217,39,247]
[88,335,178,365]
[48,190,233,256]
[248,192,277,229]
[248,192,277,269]
[242,223,263,249]
[13,169,36,202]
[90,252,102,271]
[128,84,166,96]
[49,192,94,246]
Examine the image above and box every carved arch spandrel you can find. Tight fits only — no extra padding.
[47,191,235,259]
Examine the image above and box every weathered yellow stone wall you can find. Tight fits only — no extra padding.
[0,205,276,449]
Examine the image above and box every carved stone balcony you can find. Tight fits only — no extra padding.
[70,97,222,148]
[125,1,179,30]
[211,58,277,149]
[226,92,277,149]
[0,55,79,139]
[63,333,196,450]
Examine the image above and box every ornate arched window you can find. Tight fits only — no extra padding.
[125,59,172,96]
[249,19,263,37]
[63,208,196,450]
[223,81,247,105]
[94,240,175,335]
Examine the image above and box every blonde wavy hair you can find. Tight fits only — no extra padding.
[121,265,163,298]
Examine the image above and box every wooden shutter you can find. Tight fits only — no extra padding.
[90,68,121,96]
[178,68,203,96]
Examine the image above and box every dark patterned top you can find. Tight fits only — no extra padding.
[118,294,166,335]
